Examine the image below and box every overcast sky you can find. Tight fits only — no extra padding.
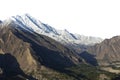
[0,0,120,38]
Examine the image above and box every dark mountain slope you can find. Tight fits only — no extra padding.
[12,24,82,69]
[0,21,82,79]
[0,53,36,80]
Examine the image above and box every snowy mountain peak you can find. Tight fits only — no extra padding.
[9,14,103,45]
[11,14,58,34]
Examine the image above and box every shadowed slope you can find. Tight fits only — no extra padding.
[79,51,98,66]
[0,53,36,80]
[12,22,82,70]
[0,21,83,79]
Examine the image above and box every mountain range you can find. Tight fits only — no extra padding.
[11,14,103,46]
[0,15,86,79]
[0,14,120,80]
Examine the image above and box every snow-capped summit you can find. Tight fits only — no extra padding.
[10,14,103,45]
[12,14,59,35]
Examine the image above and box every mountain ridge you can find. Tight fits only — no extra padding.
[87,35,120,66]
[7,13,103,46]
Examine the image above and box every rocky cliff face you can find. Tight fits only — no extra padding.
[0,22,38,72]
[87,36,120,66]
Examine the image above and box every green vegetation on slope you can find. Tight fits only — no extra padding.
[27,64,118,80]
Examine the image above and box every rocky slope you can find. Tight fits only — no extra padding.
[87,36,120,66]
[0,20,82,79]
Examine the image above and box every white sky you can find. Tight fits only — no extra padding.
[0,0,120,38]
